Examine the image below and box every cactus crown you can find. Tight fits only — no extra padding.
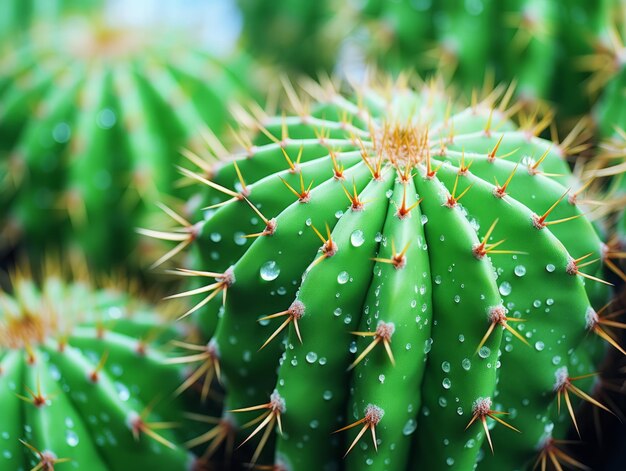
[150,78,616,470]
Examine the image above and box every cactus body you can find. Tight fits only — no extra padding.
[0,21,253,270]
[247,0,619,116]
[356,0,618,111]
[150,80,616,470]
[236,0,339,76]
[0,267,202,470]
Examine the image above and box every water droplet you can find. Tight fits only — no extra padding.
[546,298,554,306]
[260,261,280,281]
[232,231,246,245]
[210,232,222,243]
[458,334,465,343]
[402,419,417,435]
[498,281,512,296]
[439,397,448,406]
[424,338,433,353]
[552,355,561,365]
[306,352,318,363]
[66,430,79,447]
[441,361,450,373]
[442,378,451,389]
[323,390,333,400]
[97,108,116,129]
[52,122,71,143]
[335,210,344,219]
[446,457,455,466]
[453,295,461,303]
[115,382,130,401]
[546,264,555,273]
[309,420,319,429]
[478,346,491,358]
[534,341,545,351]
[350,230,365,247]
[333,307,342,317]
[337,271,349,284]
[514,265,526,277]
[378,374,385,383]
[462,358,471,371]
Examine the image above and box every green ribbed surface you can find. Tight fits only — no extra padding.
[151,81,612,470]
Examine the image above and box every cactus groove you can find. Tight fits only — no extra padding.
[149,79,619,470]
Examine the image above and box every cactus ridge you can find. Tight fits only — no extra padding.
[0,263,201,470]
[149,79,618,470]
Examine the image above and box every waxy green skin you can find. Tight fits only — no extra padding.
[157,84,610,470]
[0,278,198,470]
[0,26,252,270]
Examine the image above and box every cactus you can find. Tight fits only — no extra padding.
[236,0,341,76]
[147,78,620,470]
[0,20,254,271]
[351,0,625,117]
[0,261,209,469]
[591,3,626,140]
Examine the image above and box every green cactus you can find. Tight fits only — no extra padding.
[352,0,624,117]
[236,0,341,77]
[147,79,619,470]
[592,2,626,140]
[0,20,254,271]
[0,261,208,470]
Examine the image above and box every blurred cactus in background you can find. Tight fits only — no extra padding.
[0,16,256,272]
[237,0,343,76]
[0,259,209,469]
